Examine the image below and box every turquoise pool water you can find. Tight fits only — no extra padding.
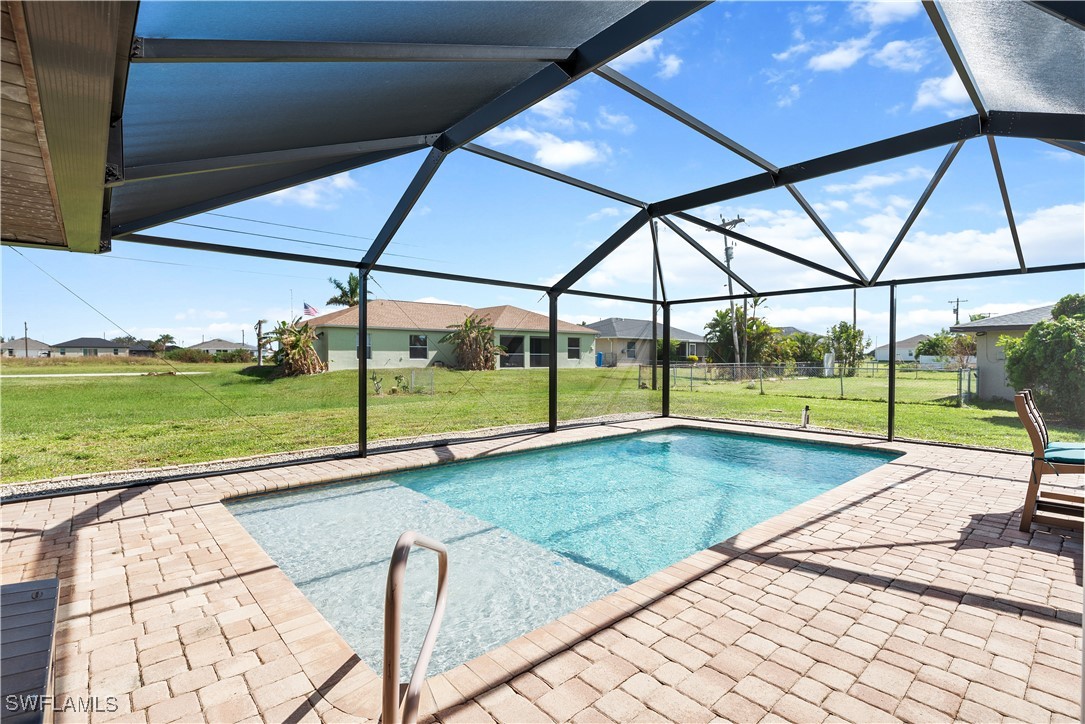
[227,429,897,674]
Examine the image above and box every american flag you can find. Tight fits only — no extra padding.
[303,302,319,317]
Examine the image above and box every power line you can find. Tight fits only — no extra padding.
[205,212,376,240]
[106,253,324,280]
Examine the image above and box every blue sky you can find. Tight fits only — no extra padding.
[3,1,1082,348]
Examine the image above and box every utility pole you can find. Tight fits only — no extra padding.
[720,215,745,365]
[24,322,29,358]
[948,298,968,325]
[255,320,265,366]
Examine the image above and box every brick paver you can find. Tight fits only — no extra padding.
[2,419,1080,722]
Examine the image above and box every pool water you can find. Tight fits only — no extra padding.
[227,429,897,674]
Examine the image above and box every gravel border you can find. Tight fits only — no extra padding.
[0,413,658,501]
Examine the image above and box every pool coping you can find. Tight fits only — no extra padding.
[184,417,919,720]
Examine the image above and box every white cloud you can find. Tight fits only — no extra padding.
[414,296,462,306]
[609,39,662,71]
[608,38,683,79]
[483,126,610,169]
[850,1,922,27]
[777,84,802,108]
[824,166,929,194]
[871,39,929,72]
[266,173,358,210]
[587,207,621,222]
[773,42,813,62]
[656,53,683,79]
[596,107,636,135]
[808,36,873,72]
[530,89,580,130]
[913,71,969,111]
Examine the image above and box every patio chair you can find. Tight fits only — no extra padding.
[1014,390,1084,532]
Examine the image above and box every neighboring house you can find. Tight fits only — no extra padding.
[187,339,257,355]
[870,334,930,362]
[52,337,129,357]
[3,336,53,357]
[585,318,706,366]
[309,300,598,372]
[129,343,155,358]
[776,326,814,337]
[951,304,1054,402]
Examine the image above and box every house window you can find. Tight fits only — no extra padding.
[625,341,637,359]
[59,349,66,356]
[82,348,98,357]
[113,348,119,355]
[409,334,428,359]
[529,337,549,367]
[568,337,580,360]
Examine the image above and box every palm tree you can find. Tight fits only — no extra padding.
[440,313,505,370]
[326,273,360,307]
[790,332,826,364]
[704,309,736,363]
[270,318,326,376]
[151,333,175,352]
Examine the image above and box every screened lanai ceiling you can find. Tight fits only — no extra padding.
[1,0,1083,301]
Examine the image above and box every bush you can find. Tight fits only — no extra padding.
[213,349,254,363]
[164,348,213,363]
[1002,307,1085,424]
[687,355,699,363]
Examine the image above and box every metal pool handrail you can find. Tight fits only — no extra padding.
[383,531,449,724]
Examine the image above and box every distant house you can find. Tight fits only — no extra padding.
[3,337,53,358]
[951,305,1054,402]
[309,300,598,372]
[870,334,930,362]
[187,339,257,355]
[129,342,155,358]
[53,337,129,357]
[776,326,814,337]
[585,318,706,365]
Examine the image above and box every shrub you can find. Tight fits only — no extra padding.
[164,348,213,363]
[1001,298,1085,423]
[687,355,699,363]
[213,349,254,363]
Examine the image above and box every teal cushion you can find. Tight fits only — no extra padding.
[1046,441,1085,451]
[1044,446,1085,465]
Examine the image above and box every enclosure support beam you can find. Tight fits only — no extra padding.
[362,147,446,272]
[651,219,661,391]
[987,136,1026,272]
[785,185,868,284]
[871,140,964,285]
[550,209,650,294]
[922,1,988,121]
[549,293,559,432]
[359,272,369,457]
[662,303,671,417]
[659,216,757,295]
[888,283,898,442]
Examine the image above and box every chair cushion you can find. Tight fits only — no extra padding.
[1046,441,1085,451]
[1043,446,1085,465]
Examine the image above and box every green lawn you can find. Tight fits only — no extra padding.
[2,363,1080,484]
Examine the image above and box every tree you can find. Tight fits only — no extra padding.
[111,335,138,345]
[655,339,683,361]
[270,318,326,376]
[704,309,736,363]
[826,321,868,376]
[703,307,776,364]
[790,332,826,364]
[440,313,505,371]
[326,273,361,307]
[151,333,176,352]
[1002,294,1085,423]
[916,330,953,357]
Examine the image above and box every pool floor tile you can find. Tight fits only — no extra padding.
[1,418,1081,723]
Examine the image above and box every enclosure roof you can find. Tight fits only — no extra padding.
[950,304,1055,332]
[0,1,1082,301]
[587,318,704,344]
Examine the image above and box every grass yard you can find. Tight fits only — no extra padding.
[2,363,1080,483]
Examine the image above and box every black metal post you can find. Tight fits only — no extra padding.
[651,221,659,391]
[888,283,897,442]
[662,303,671,417]
[549,292,558,432]
[359,272,368,456]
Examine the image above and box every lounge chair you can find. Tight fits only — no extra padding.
[1014,390,1084,532]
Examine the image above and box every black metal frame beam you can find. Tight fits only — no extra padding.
[131,38,577,64]
[675,212,862,285]
[653,116,981,217]
[117,233,657,304]
[671,262,1085,306]
[464,144,644,207]
[987,111,1085,143]
[870,140,964,285]
[923,1,987,121]
[650,219,667,303]
[550,209,651,294]
[114,135,438,186]
[657,216,756,295]
[987,136,1026,272]
[1042,139,1085,157]
[361,148,445,271]
[1025,1,1085,32]
[785,185,868,284]
[595,66,777,173]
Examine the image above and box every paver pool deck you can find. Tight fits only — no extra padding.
[2,419,1081,723]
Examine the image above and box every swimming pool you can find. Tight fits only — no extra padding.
[227,428,898,674]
